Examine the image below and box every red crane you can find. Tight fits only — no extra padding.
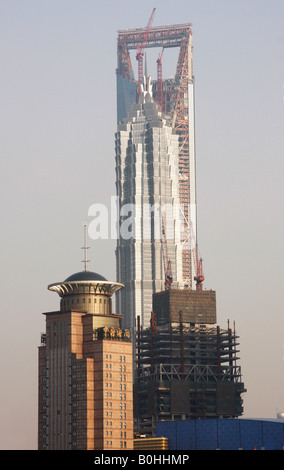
[194,246,205,290]
[157,48,164,112]
[136,8,156,101]
[165,260,173,290]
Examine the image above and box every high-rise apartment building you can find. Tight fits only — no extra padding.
[38,270,133,450]
[115,23,198,334]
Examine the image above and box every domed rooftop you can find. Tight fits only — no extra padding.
[48,270,123,298]
[64,271,107,282]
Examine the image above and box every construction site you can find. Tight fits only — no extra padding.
[134,289,246,437]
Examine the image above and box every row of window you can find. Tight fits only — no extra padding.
[105,365,126,375]
[105,355,127,362]
[105,383,126,396]
[105,431,127,438]
[105,441,128,448]
[61,297,108,308]
[105,413,127,425]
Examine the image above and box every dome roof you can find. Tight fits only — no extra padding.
[64,271,107,282]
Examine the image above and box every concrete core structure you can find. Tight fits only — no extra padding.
[153,289,217,325]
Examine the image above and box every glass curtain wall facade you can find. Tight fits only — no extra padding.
[115,76,184,335]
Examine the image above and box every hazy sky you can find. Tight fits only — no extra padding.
[0,0,283,449]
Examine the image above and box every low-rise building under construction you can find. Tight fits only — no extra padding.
[134,289,246,436]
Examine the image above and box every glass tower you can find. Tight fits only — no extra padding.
[115,76,184,335]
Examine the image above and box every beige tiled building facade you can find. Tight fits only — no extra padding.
[38,271,133,450]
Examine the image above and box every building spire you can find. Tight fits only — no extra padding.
[81,223,90,272]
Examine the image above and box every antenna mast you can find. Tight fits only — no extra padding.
[81,223,90,272]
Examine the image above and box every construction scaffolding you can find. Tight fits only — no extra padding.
[134,309,246,436]
[136,318,242,380]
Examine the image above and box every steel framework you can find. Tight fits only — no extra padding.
[136,320,242,382]
[137,363,243,384]
[134,315,246,436]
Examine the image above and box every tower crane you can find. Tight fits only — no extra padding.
[178,203,205,290]
[136,8,156,101]
[156,48,164,112]
[161,215,173,290]
[193,246,205,290]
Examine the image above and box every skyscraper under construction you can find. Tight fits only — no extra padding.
[115,14,246,436]
[115,16,199,334]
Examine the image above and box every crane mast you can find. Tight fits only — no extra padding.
[161,216,173,290]
[136,8,156,101]
[157,48,164,112]
[194,246,205,290]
